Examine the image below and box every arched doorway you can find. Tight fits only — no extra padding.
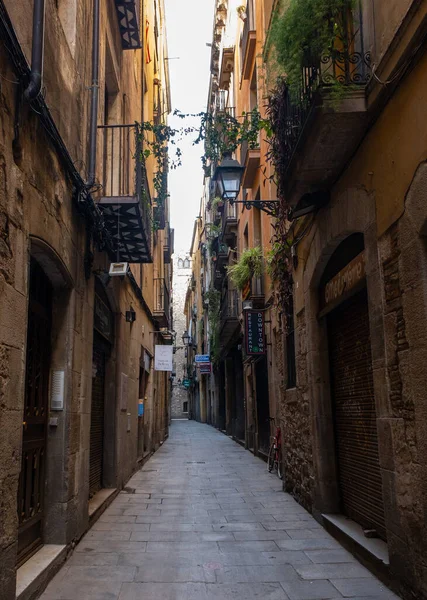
[17,258,52,564]
[89,279,114,497]
[320,234,386,540]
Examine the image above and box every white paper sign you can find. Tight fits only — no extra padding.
[155,345,173,371]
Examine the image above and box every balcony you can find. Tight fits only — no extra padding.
[275,18,371,206]
[163,223,174,264]
[219,47,235,90]
[153,203,166,230]
[153,278,170,328]
[240,0,256,80]
[251,275,264,307]
[220,289,241,349]
[240,137,260,188]
[222,200,238,239]
[98,124,152,263]
[217,241,229,261]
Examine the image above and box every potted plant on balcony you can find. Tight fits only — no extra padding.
[227,246,263,290]
[268,0,363,99]
[211,196,224,213]
[237,4,247,21]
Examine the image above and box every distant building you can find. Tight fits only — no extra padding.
[171,253,192,418]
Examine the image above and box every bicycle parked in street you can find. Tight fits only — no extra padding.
[267,417,282,479]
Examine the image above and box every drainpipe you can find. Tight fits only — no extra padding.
[87,0,100,186]
[24,0,45,100]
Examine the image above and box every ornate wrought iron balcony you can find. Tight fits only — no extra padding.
[273,14,371,206]
[97,124,152,263]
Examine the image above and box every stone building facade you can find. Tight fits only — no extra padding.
[187,0,427,598]
[0,0,172,597]
[171,253,192,418]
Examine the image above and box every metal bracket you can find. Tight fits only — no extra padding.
[230,200,279,217]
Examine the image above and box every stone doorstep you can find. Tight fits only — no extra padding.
[88,488,118,523]
[16,545,67,600]
[322,513,395,593]
[322,514,390,566]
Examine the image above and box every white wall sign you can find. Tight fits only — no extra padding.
[50,370,65,411]
[155,345,173,371]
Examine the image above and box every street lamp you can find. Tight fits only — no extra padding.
[182,331,190,346]
[213,153,245,202]
[213,152,279,216]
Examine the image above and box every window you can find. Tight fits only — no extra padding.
[183,401,188,413]
[178,259,184,268]
[286,294,296,389]
[184,259,190,269]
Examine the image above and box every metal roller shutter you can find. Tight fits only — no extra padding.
[328,289,386,541]
[89,340,106,496]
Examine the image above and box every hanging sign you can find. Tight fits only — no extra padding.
[199,363,212,374]
[154,345,173,371]
[138,399,144,417]
[182,378,191,388]
[195,354,210,363]
[245,310,265,355]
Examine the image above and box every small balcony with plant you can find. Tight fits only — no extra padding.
[227,246,264,306]
[97,124,153,263]
[267,0,371,206]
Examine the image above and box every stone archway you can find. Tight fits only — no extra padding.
[301,187,386,516]
[17,238,73,564]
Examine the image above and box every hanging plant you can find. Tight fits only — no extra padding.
[237,4,247,20]
[211,196,224,212]
[227,246,263,290]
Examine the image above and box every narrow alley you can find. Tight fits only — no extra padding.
[40,421,399,600]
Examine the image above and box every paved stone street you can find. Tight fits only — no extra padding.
[41,421,399,600]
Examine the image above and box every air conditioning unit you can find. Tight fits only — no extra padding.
[109,262,129,276]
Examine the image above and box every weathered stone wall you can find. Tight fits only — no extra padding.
[0,2,171,596]
[281,310,314,511]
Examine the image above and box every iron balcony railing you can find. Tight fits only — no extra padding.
[98,124,152,261]
[154,277,170,323]
[221,289,240,322]
[277,10,371,175]
[221,200,238,238]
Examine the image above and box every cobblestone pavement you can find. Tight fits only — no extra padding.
[41,420,400,600]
